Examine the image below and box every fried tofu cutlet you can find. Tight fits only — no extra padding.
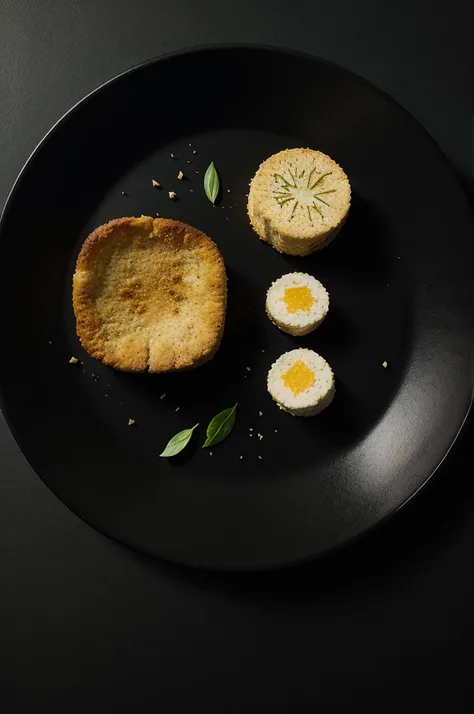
[73,217,227,372]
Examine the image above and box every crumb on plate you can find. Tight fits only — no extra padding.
[177,170,184,180]
[69,356,79,364]
[152,179,160,187]
[168,191,176,199]
[128,418,135,426]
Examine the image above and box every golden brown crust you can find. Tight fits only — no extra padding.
[73,217,227,372]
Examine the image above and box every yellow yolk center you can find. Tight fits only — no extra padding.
[283,286,315,314]
[282,360,315,396]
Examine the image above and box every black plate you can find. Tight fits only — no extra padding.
[0,46,473,570]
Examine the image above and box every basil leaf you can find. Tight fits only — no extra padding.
[160,424,199,457]
[204,162,220,204]
[202,403,238,448]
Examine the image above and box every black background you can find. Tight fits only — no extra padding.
[0,0,472,710]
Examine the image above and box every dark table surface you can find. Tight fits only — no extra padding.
[1,0,473,710]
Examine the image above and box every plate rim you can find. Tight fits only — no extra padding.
[0,43,473,571]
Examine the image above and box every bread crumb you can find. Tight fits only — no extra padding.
[257,433,263,440]
[382,361,388,368]
[227,189,231,193]
[239,455,243,459]
[69,356,79,364]
[188,143,192,147]
[193,150,197,154]
[177,170,184,180]
[121,191,128,196]
[261,349,265,353]
[249,428,253,431]
[160,393,166,400]
[274,429,278,433]
[152,179,160,187]
[258,455,262,460]
[246,366,251,372]
[209,451,213,456]
[168,191,176,199]
[258,411,263,417]
[170,153,175,158]
[189,189,193,192]
[186,160,191,164]
[128,418,135,426]
[156,212,160,217]
[175,406,180,411]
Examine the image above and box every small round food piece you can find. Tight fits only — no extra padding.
[266,272,329,336]
[267,349,335,417]
[73,217,226,372]
[248,148,351,255]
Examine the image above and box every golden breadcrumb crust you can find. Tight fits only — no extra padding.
[73,217,227,372]
[248,148,351,256]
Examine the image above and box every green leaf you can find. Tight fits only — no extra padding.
[202,403,238,448]
[160,424,199,457]
[203,162,220,204]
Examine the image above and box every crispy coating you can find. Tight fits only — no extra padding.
[73,217,227,372]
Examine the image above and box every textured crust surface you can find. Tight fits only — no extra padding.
[73,217,227,372]
[248,148,351,255]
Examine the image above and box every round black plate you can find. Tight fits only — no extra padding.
[0,46,473,570]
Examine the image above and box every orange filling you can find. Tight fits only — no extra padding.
[282,361,315,396]
[283,286,315,313]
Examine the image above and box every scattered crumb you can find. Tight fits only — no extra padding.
[225,217,229,220]
[382,361,388,368]
[128,418,135,426]
[193,150,197,154]
[249,433,253,438]
[249,428,253,431]
[156,212,160,217]
[246,366,251,372]
[227,189,231,193]
[175,406,180,412]
[168,191,176,199]
[152,179,160,187]
[261,349,265,353]
[69,356,79,364]
[160,393,166,400]
[258,455,262,460]
[189,189,193,192]
[209,451,213,456]
[195,170,199,174]
[177,170,184,180]
[104,394,108,397]
[170,153,175,158]
[188,143,192,147]
[258,411,263,417]
[186,160,191,164]
[240,455,243,460]
[121,191,128,196]
[257,433,263,441]
[275,429,278,433]
[48,341,51,344]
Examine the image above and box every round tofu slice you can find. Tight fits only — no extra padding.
[73,217,227,372]
[267,349,335,416]
[266,272,329,336]
[248,148,351,255]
